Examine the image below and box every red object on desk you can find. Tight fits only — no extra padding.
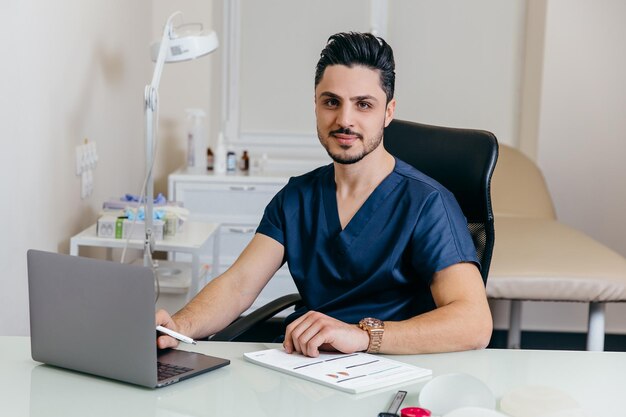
[401,407,431,417]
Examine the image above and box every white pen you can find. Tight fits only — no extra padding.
[156,325,197,345]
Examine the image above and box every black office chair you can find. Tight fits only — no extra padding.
[211,119,498,342]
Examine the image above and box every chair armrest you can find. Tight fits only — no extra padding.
[209,293,302,341]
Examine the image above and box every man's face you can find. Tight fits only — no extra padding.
[315,64,395,165]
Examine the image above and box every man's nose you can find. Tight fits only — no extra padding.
[336,105,354,128]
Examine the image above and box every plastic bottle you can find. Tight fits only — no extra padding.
[214,132,227,174]
[185,109,207,168]
[260,152,269,173]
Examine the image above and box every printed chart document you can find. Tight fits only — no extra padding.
[244,348,432,394]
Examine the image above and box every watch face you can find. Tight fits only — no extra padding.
[360,317,384,329]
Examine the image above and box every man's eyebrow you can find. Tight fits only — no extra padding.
[319,91,340,99]
[318,92,379,102]
[350,95,378,103]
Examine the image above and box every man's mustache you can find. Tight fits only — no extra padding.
[329,128,363,139]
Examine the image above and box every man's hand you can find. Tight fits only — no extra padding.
[156,309,180,349]
[283,311,369,357]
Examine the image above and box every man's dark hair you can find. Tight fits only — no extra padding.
[314,32,395,104]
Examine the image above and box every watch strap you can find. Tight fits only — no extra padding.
[359,318,384,354]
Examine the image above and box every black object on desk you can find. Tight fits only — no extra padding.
[378,390,407,417]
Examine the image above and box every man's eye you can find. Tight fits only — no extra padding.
[357,101,372,110]
[324,99,339,107]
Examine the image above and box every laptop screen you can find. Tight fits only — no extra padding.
[28,250,159,387]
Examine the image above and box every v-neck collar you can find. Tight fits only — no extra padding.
[322,158,403,248]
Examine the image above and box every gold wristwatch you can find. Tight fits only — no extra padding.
[358,317,384,353]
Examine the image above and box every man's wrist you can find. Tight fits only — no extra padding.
[355,325,371,351]
[171,313,193,337]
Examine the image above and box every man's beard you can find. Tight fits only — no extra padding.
[318,125,385,165]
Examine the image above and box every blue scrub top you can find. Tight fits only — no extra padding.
[256,158,479,325]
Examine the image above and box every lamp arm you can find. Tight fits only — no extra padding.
[150,11,181,94]
[143,11,183,268]
[143,97,155,268]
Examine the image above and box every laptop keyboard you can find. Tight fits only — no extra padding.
[157,362,193,381]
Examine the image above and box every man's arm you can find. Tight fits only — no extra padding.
[381,262,492,354]
[157,233,284,349]
[283,262,492,357]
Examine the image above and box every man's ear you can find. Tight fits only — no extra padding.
[384,99,396,127]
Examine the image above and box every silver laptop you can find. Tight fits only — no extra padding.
[27,249,229,388]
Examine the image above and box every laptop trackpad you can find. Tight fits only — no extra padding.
[157,349,230,385]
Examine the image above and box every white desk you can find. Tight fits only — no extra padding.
[70,221,220,294]
[3,337,624,416]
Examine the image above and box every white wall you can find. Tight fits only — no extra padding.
[530,0,626,333]
[388,0,526,147]
[0,1,152,335]
[538,0,626,257]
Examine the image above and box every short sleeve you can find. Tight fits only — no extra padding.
[256,185,287,246]
[409,190,479,283]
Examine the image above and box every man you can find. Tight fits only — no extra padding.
[157,32,492,357]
